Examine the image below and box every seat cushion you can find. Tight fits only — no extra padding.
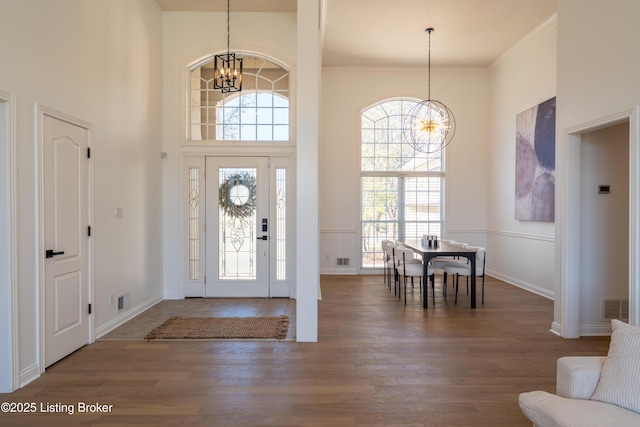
[591,319,640,413]
[430,257,467,269]
[519,391,640,427]
[399,262,432,277]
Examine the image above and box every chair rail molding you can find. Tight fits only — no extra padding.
[320,229,358,234]
[447,228,486,234]
[487,228,555,243]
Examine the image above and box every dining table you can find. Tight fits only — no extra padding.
[400,240,478,309]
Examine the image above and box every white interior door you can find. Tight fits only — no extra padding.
[0,93,15,390]
[42,112,90,368]
[205,157,270,297]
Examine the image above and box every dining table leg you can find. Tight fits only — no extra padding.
[422,259,429,309]
[470,255,476,309]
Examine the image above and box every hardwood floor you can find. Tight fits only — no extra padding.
[1,275,610,426]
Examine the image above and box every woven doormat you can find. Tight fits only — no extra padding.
[144,315,290,340]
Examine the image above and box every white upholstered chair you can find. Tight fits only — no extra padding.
[519,320,640,426]
[383,241,398,294]
[442,246,486,305]
[430,241,469,297]
[395,247,435,306]
[381,240,392,289]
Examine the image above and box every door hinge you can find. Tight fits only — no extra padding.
[87,147,91,158]
[88,225,91,237]
[88,303,92,314]
[204,275,206,285]
[204,223,206,233]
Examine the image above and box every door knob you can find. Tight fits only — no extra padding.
[256,236,268,241]
[45,249,65,258]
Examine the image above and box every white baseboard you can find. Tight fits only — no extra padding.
[163,292,183,300]
[548,321,612,338]
[95,295,163,339]
[486,269,554,300]
[320,268,357,275]
[19,363,40,388]
[579,324,613,336]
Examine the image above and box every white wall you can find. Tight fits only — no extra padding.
[487,17,557,297]
[0,0,164,386]
[579,123,629,332]
[556,0,640,335]
[320,67,489,273]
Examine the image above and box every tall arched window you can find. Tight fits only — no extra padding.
[189,55,289,141]
[361,98,445,269]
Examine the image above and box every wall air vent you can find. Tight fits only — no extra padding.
[117,292,131,313]
[336,257,350,266]
[602,298,629,321]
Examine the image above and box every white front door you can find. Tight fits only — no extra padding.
[42,112,90,368]
[205,157,270,297]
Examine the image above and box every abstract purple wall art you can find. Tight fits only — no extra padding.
[515,97,556,221]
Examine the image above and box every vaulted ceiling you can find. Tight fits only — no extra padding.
[155,0,557,67]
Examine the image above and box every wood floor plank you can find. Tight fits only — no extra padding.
[0,274,611,426]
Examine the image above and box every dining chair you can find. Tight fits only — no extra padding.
[443,246,486,305]
[430,241,469,268]
[381,240,392,289]
[389,243,422,296]
[384,241,398,293]
[395,247,435,306]
[430,241,469,297]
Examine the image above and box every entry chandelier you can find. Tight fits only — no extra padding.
[403,28,455,154]
[214,0,243,92]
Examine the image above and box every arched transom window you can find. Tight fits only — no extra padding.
[189,55,289,142]
[360,98,446,269]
